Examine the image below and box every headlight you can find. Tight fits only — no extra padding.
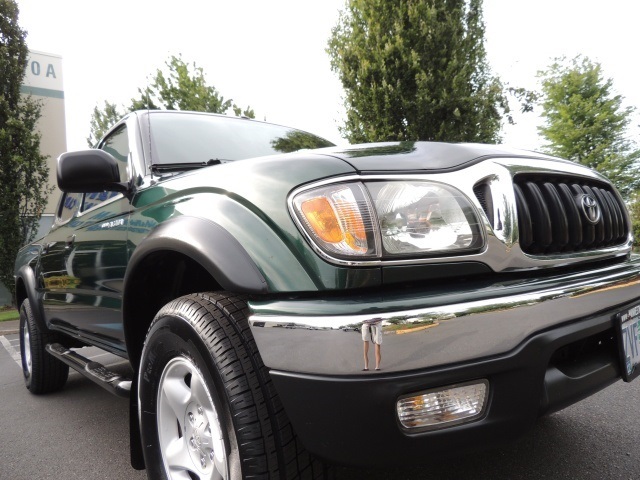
[291,180,483,261]
[367,181,483,256]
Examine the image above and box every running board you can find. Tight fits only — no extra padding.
[46,343,132,398]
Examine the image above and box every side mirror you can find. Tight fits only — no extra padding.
[57,150,128,193]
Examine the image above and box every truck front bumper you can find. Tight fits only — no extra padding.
[248,258,640,465]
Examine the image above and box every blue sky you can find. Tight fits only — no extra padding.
[15,0,640,152]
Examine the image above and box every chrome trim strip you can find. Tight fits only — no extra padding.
[287,158,632,271]
[249,258,640,375]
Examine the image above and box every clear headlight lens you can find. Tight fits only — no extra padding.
[291,181,482,260]
[367,181,483,255]
[292,183,377,258]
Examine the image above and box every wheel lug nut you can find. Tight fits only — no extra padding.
[200,454,206,468]
[197,406,204,416]
[209,450,214,461]
[189,437,196,449]
[188,412,195,424]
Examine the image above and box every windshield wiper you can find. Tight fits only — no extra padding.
[151,159,225,173]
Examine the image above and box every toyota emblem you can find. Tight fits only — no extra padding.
[579,194,601,224]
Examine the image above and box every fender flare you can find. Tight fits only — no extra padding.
[123,215,269,296]
[15,265,47,331]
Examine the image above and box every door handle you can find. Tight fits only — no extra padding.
[65,235,76,249]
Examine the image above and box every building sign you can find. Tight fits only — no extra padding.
[20,50,64,99]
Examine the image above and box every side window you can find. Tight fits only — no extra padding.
[58,192,82,223]
[81,125,130,212]
[100,125,129,182]
[82,191,120,211]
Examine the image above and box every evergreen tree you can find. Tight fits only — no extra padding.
[327,0,510,143]
[538,56,640,198]
[0,0,50,298]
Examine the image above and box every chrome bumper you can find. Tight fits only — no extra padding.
[249,257,640,375]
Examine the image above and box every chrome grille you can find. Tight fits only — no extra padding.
[513,174,629,254]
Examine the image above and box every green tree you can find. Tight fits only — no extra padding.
[89,55,255,144]
[0,0,51,298]
[86,100,126,147]
[538,56,640,197]
[327,0,513,144]
[137,55,235,112]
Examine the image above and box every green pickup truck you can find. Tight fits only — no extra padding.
[14,110,640,479]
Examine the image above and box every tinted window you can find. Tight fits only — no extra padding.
[148,112,334,166]
[100,125,129,182]
[83,191,120,211]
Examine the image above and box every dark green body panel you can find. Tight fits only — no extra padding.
[128,153,380,292]
[36,196,130,350]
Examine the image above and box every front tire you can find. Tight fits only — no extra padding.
[19,299,69,394]
[138,292,327,480]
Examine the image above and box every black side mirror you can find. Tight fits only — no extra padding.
[57,150,128,193]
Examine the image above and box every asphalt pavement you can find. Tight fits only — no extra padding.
[0,332,145,480]
[0,319,19,335]
[1,330,639,479]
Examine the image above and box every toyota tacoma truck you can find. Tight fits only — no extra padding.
[14,110,640,479]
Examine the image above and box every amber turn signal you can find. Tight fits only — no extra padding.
[292,183,376,258]
[301,197,343,243]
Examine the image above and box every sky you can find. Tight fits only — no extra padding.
[14,0,640,153]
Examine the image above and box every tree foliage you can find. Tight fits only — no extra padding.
[538,56,640,198]
[88,55,255,146]
[86,101,126,147]
[0,0,50,298]
[327,0,513,144]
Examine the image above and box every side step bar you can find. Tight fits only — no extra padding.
[46,343,132,398]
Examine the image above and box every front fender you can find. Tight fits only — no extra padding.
[126,154,380,293]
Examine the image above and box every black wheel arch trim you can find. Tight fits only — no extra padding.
[122,215,268,370]
[123,215,269,296]
[15,265,47,332]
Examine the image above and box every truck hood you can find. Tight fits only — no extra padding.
[313,141,560,173]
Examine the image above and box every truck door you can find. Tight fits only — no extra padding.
[42,125,131,353]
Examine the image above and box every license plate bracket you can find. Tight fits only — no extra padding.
[615,303,640,382]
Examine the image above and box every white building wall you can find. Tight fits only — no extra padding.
[21,50,67,216]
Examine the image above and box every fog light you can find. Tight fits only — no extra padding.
[397,380,489,431]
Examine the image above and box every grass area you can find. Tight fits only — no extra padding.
[0,308,19,322]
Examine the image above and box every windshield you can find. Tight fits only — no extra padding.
[147,111,334,167]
